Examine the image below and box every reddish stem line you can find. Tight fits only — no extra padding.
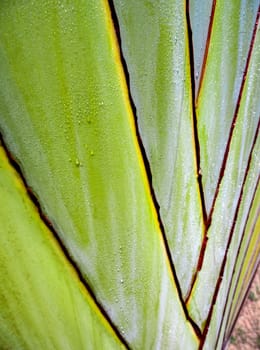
[215,177,259,348]
[0,134,131,350]
[186,0,207,225]
[186,11,259,306]
[199,124,259,349]
[184,0,208,305]
[195,0,216,105]
[207,10,259,229]
[222,211,260,345]
[224,259,260,348]
[108,0,202,338]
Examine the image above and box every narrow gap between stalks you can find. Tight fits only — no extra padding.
[108,0,202,339]
[195,0,216,104]
[186,0,207,224]
[187,11,260,307]
[199,125,259,349]
[184,0,208,305]
[223,259,260,349]
[0,134,131,350]
[215,178,259,348]
[222,205,260,346]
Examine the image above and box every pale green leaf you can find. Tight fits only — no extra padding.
[197,0,259,213]
[189,0,214,95]
[113,0,204,298]
[0,1,198,348]
[0,146,124,350]
[202,144,260,350]
[0,1,259,348]
[187,22,260,327]
[225,209,260,339]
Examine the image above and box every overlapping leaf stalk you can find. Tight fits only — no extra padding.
[0,1,259,349]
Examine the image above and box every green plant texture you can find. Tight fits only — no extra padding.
[0,1,259,349]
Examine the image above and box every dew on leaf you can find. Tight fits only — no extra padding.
[75,158,82,167]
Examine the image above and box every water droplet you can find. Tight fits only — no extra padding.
[90,150,94,156]
[75,158,82,167]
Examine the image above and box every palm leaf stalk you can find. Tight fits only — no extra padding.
[0,1,259,349]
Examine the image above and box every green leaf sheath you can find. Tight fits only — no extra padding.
[221,211,259,349]
[189,0,214,96]
[196,0,259,213]
[203,140,260,350]
[0,1,198,348]
[113,0,204,298]
[187,23,260,328]
[0,146,125,350]
[0,1,259,348]
[225,192,260,341]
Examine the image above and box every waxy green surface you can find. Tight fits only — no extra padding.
[113,0,204,298]
[196,0,259,213]
[0,146,124,350]
[0,1,198,348]
[203,141,260,349]
[0,1,259,348]
[226,205,260,339]
[189,0,214,96]
[187,24,260,328]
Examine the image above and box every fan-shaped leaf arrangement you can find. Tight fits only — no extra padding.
[0,1,259,349]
